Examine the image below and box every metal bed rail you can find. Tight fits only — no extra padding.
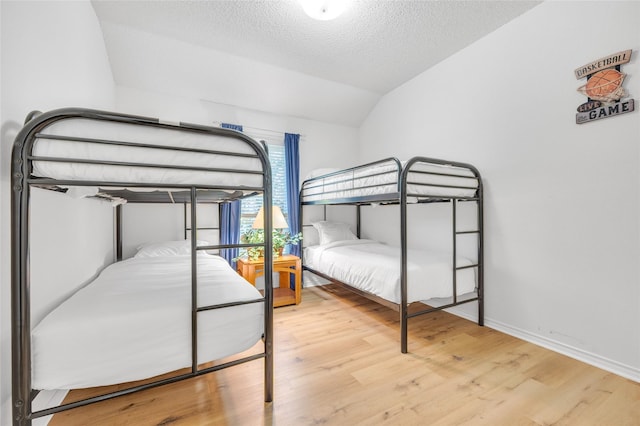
[300,157,402,205]
[11,108,274,425]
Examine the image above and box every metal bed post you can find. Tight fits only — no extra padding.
[299,200,305,283]
[190,188,199,375]
[399,165,409,354]
[184,203,188,240]
[262,175,274,403]
[217,204,222,248]
[452,199,458,304]
[116,205,123,261]
[477,182,485,326]
[12,135,33,426]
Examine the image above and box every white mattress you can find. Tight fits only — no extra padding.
[304,240,477,304]
[31,118,264,188]
[302,160,478,202]
[32,254,264,390]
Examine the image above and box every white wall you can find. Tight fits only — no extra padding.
[121,203,219,260]
[358,1,640,381]
[0,1,115,423]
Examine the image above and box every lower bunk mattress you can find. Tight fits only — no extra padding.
[304,240,477,304]
[31,253,264,390]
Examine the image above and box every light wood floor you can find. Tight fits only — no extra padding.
[50,284,639,425]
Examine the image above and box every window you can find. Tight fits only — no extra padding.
[240,143,289,235]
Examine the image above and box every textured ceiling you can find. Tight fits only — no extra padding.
[92,0,541,126]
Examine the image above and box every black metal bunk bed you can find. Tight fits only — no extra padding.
[11,108,274,425]
[300,157,484,353]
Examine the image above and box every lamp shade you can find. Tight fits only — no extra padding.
[252,206,289,229]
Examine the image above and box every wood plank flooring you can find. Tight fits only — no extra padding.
[50,284,640,425]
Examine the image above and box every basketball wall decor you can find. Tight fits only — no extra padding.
[575,49,634,124]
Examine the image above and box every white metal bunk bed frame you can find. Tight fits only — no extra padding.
[11,108,274,425]
[300,157,484,353]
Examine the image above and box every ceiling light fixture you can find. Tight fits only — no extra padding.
[299,0,347,21]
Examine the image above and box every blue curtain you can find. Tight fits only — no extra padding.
[220,202,241,268]
[284,133,301,257]
[220,123,243,268]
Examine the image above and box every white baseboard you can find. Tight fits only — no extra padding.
[447,306,640,383]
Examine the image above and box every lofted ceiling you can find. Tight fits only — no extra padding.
[91,0,541,127]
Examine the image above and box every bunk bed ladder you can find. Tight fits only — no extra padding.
[452,198,483,323]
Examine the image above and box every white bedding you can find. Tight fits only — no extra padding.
[31,118,264,188]
[32,254,264,390]
[302,160,478,202]
[304,240,476,304]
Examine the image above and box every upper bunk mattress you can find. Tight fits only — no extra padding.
[30,118,264,189]
[31,253,264,390]
[301,159,479,203]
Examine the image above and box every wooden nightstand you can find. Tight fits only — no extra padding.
[236,254,301,308]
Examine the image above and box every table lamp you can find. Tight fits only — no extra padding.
[252,206,289,230]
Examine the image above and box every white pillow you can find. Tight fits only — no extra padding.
[303,226,320,247]
[135,240,209,258]
[311,221,358,246]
